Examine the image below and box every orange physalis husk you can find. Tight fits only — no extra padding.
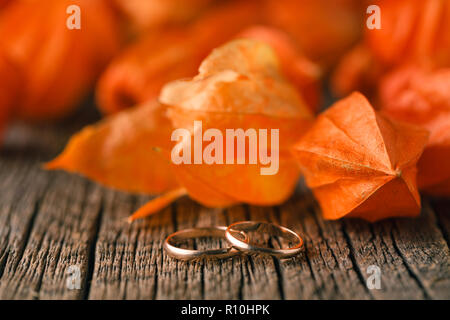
[237,25,322,113]
[0,52,20,141]
[330,43,384,98]
[263,0,363,67]
[332,0,450,96]
[379,66,450,195]
[0,0,122,122]
[292,92,429,222]
[112,0,214,33]
[417,115,450,196]
[367,0,450,67]
[96,0,261,115]
[46,100,179,195]
[128,39,314,221]
[0,0,11,10]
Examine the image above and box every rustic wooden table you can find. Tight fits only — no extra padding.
[0,109,449,300]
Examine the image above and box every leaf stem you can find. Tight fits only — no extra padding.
[128,188,187,222]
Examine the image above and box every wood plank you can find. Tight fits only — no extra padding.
[275,195,372,300]
[389,202,450,299]
[88,197,283,300]
[0,170,102,299]
[432,199,450,247]
[0,122,449,299]
[343,213,426,299]
[0,121,102,299]
[87,191,169,300]
[156,200,247,300]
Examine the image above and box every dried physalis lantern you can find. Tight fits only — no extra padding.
[48,39,313,222]
[0,0,11,10]
[96,0,261,114]
[112,0,213,33]
[367,0,450,68]
[332,0,450,97]
[331,44,382,98]
[0,0,121,122]
[263,0,363,67]
[292,92,429,222]
[0,52,20,141]
[237,25,322,113]
[133,39,314,221]
[380,66,450,195]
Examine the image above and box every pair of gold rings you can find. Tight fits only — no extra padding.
[164,221,304,260]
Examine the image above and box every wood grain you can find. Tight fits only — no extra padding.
[0,121,448,300]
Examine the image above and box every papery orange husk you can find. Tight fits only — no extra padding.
[417,115,450,195]
[292,92,429,222]
[263,0,363,67]
[112,0,214,33]
[379,66,450,195]
[0,0,122,121]
[46,100,179,194]
[0,52,20,141]
[96,0,261,115]
[367,0,450,67]
[0,0,11,10]
[331,44,384,98]
[237,25,322,113]
[48,39,313,222]
[332,0,450,96]
[150,39,314,217]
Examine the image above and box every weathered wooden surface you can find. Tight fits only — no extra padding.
[0,115,449,300]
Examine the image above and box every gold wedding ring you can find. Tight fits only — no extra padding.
[164,226,246,260]
[164,222,303,260]
[225,221,303,258]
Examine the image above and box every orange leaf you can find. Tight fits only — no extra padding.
[292,92,429,222]
[46,100,179,194]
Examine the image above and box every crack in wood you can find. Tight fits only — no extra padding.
[83,200,104,300]
[389,225,431,299]
[340,224,373,299]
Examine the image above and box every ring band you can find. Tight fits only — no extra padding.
[225,221,303,258]
[164,226,246,260]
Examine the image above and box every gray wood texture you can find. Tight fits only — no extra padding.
[0,115,449,300]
